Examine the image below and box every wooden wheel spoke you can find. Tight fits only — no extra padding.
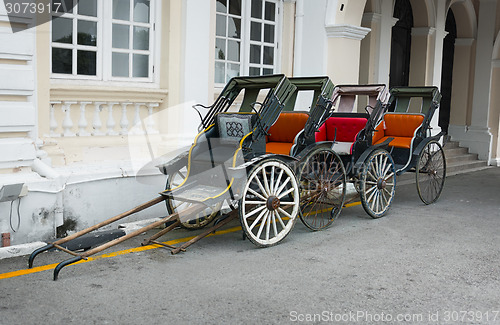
[262,167,271,195]
[247,186,267,200]
[277,207,292,219]
[270,166,275,194]
[278,187,295,199]
[275,211,286,229]
[245,204,267,219]
[254,175,268,197]
[275,176,291,197]
[249,208,268,230]
[273,169,284,195]
[271,211,278,237]
[256,212,269,238]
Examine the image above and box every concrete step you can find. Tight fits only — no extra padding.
[447,160,488,174]
[443,146,469,157]
[446,153,479,165]
[443,140,459,149]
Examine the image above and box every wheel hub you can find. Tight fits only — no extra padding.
[266,196,280,211]
[377,178,386,189]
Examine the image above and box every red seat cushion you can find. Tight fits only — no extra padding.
[315,117,367,142]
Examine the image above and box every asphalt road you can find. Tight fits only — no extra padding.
[1,168,499,324]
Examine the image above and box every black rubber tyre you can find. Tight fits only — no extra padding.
[416,140,446,205]
[239,158,299,247]
[297,147,346,230]
[360,149,396,218]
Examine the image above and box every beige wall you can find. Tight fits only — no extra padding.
[34,1,187,165]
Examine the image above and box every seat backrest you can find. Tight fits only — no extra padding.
[216,113,254,143]
[267,112,309,143]
[383,113,424,137]
[317,117,367,142]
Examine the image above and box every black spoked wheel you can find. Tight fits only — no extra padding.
[298,147,346,230]
[360,149,396,218]
[166,166,221,229]
[239,158,299,248]
[416,140,446,204]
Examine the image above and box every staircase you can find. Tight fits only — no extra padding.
[395,137,489,185]
[443,138,489,176]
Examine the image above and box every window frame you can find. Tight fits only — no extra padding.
[214,0,282,87]
[50,0,160,86]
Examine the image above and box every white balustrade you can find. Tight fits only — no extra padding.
[47,100,161,137]
[119,102,131,135]
[77,102,92,136]
[49,101,61,137]
[92,102,105,136]
[106,102,118,136]
[146,103,160,134]
[62,101,77,137]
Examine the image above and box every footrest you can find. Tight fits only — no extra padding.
[167,185,229,204]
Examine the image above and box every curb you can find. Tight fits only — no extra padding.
[0,242,47,260]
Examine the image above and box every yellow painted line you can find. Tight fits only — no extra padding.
[0,203,361,280]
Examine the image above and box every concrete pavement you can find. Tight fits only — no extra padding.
[0,167,499,324]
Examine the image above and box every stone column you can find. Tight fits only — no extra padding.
[359,12,381,84]
[281,0,296,77]
[409,27,436,87]
[325,24,370,84]
[466,0,497,160]
[489,60,500,165]
[448,38,475,139]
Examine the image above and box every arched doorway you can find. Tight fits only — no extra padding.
[439,10,457,134]
[389,0,413,88]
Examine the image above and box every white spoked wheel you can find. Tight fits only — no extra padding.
[360,149,396,218]
[239,159,299,247]
[166,166,222,229]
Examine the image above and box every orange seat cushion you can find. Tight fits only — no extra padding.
[266,112,309,154]
[265,142,294,155]
[384,113,424,137]
[372,113,424,149]
[373,136,413,149]
[267,112,309,143]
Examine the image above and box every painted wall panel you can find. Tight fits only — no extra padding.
[0,65,34,94]
[0,103,35,127]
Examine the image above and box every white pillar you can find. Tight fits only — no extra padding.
[467,0,497,160]
[325,24,371,84]
[375,0,398,85]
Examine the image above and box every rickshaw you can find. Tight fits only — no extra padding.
[29,74,303,279]
[377,86,446,205]
[167,76,348,233]
[297,85,444,219]
[294,84,394,219]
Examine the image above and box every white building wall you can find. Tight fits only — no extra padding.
[0,4,38,169]
[293,0,329,77]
